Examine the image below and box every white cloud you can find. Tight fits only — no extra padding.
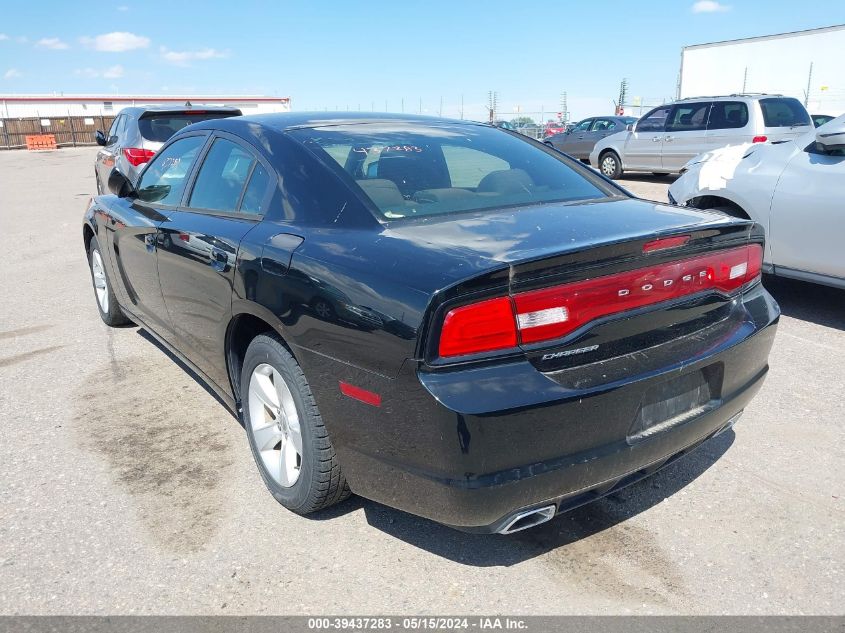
[0,33,8,41]
[36,37,70,50]
[692,1,731,12]
[80,31,150,52]
[159,46,228,66]
[3,68,22,79]
[117,5,129,10]
[16,36,29,44]
[73,64,125,79]
[74,67,100,78]
[103,64,124,78]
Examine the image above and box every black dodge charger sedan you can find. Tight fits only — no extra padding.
[83,112,779,534]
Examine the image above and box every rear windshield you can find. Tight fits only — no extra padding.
[138,112,238,142]
[291,123,610,220]
[759,98,812,128]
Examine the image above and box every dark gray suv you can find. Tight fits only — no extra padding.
[94,106,241,193]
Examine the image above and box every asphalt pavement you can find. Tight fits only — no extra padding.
[0,147,842,614]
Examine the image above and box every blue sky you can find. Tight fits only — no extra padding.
[2,0,844,121]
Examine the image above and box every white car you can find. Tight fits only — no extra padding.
[668,114,845,289]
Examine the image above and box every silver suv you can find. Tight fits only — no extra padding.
[589,94,813,179]
[94,106,241,194]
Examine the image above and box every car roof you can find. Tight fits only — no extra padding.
[675,93,785,103]
[190,111,485,134]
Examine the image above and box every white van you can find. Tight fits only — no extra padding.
[589,94,813,179]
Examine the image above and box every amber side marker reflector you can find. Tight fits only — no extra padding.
[339,381,382,407]
[642,235,690,253]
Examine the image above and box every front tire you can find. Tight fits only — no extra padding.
[241,334,351,514]
[88,236,130,326]
[599,151,623,179]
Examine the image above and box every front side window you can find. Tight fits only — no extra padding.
[136,135,205,205]
[666,102,711,132]
[636,106,671,132]
[293,122,610,220]
[573,119,593,132]
[708,102,749,130]
[189,138,255,212]
[759,98,812,128]
[107,115,124,142]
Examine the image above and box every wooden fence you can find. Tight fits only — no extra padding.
[0,115,116,149]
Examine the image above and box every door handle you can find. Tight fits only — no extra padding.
[652,136,662,142]
[664,136,674,142]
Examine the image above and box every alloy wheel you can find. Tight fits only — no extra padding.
[248,363,303,487]
[91,249,109,313]
[601,155,617,177]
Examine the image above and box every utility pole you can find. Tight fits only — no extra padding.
[742,67,748,93]
[617,78,628,115]
[560,92,568,123]
[804,62,813,107]
[460,94,464,120]
[401,98,404,113]
[439,96,443,117]
[487,91,498,122]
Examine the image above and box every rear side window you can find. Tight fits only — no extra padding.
[707,102,749,130]
[636,106,670,132]
[138,112,238,143]
[759,98,812,128]
[592,119,616,131]
[189,138,255,212]
[240,163,271,215]
[666,102,710,132]
[136,135,205,205]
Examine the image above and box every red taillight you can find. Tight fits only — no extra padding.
[122,147,156,166]
[438,296,517,358]
[437,245,763,357]
[752,136,768,143]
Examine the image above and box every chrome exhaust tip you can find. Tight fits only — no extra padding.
[497,505,556,534]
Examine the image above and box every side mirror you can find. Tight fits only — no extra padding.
[95,130,107,146]
[627,124,635,132]
[815,119,845,151]
[107,168,136,198]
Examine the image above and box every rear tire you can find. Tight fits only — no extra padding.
[241,333,351,514]
[87,236,131,327]
[599,151,623,179]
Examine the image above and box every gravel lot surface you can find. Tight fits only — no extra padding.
[0,148,842,614]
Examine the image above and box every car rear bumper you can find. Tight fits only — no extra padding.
[303,284,779,532]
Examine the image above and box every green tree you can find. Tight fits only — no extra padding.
[510,116,536,127]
